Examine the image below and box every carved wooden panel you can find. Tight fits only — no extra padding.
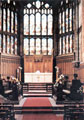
[0,53,20,79]
[24,55,53,73]
[56,54,74,81]
[75,63,84,83]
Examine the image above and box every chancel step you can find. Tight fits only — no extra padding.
[22,82,53,97]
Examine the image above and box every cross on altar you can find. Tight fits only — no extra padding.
[37,76,40,82]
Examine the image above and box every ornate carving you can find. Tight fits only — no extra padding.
[34,55,43,62]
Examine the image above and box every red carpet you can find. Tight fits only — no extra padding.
[23,97,52,107]
[22,97,63,120]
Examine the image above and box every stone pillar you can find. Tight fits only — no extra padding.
[0,53,1,79]
[18,6,24,82]
[19,8,24,56]
[81,0,84,62]
[53,8,58,57]
[73,0,79,62]
[53,7,58,82]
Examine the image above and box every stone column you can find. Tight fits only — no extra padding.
[81,0,84,62]
[73,0,79,62]
[18,5,24,82]
[53,7,58,82]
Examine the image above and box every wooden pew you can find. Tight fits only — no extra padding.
[0,104,15,120]
[3,81,22,101]
[3,81,13,99]
[64,103,84,120]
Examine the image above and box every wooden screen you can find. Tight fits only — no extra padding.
[24,55,53,83]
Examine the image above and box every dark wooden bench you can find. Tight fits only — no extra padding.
[3,81,22,101]
[64,103,84,120]
[0,104,15,120]
[3,82,13,99]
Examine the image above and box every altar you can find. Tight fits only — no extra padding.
[24,55,53,83]
[24,71,52,83]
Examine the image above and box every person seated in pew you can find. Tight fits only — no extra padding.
[6,76,12,90]
[56,75,65,101]
[53,74,65,100]
[62,76,71,98]
[11,79,18,101]
[63,76,68,89]
[56,79,64,101]
[70,74,83,101]
[0,79,4,96]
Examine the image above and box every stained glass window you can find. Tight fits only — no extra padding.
[42,38,47,55]
[0,34,1,52]
[3,35,6,53]
[3,9,6,31]
[24,14,29,35]
[7,8,10,32]
[0,3,18,55]
[36,13,40,35]
[70,35,73,53]
[36,38,40,55]
[15,13,17,34]
[27,3,32,8]
[30,14,34,35]
[11,11,14,33]
[36,1,40,9]
[59,37,62,55]
[42,14,46,35]
[45,4,49,8]
[63,37,65,54]
[69,8,72,31]
[30,38,34,55]
[0,8,2,31]
[48,38,53,55]
[7,36,10,54]
[66,36,69,54]
[24,9,26,14]
[15,37,17,54]
[48,14,53,35]
[58,1,74,56]
[23,1,53,56]
[24,38,29,55]
[63,11,65,33]
[11,36,14,54]
[66,8,68,32]
[23,2,53,36]
[59,13,61,34]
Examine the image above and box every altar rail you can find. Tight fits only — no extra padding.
[21,83,53,97]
